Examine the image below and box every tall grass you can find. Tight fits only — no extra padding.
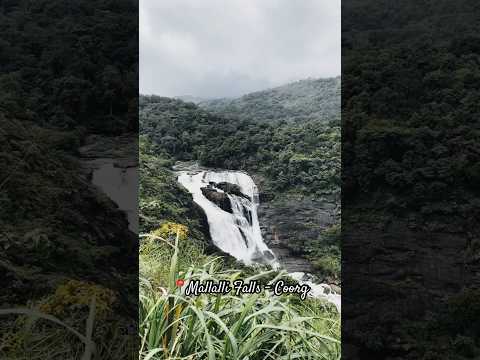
[139,231,340,360]
[0,299,96,359]
[0,297,135,359]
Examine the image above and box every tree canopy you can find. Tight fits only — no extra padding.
[0,0,138,134]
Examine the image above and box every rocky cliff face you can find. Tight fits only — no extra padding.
[254,173,340,282]
[216,182,251,200]
[341,193,480,357]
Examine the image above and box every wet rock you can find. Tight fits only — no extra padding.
[270,246,316,273]
[250,249,265,263]
[201,187,232,213]
[259,192,275,202]
[251,248,276,264]
[263,250,275,260]
[216,182,251,200]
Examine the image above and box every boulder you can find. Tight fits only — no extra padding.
[201,187,232,213]
[251,248,276,264]
[216,182,251,200]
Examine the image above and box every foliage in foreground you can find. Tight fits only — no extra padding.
[0,282,135,360]
[139,230,340,360]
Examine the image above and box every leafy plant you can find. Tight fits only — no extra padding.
[139,229,340,360]
[0,299,97,360]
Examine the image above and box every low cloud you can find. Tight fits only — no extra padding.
[140,0,340,98]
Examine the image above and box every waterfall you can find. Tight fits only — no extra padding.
[177,170,276,265]
[177,168,340,312]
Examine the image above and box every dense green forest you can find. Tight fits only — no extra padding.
[0,0,137,134]
[343,0,480,358]
[140,93,340,197]
[343,0,480,199]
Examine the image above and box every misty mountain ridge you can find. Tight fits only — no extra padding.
[198,76,340,124]
[174,95,217,104]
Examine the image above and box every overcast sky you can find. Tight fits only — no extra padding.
[140,0,340,98]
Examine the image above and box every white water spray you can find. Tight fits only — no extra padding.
[177,169,340,312]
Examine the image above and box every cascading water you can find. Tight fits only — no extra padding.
[177,168,340,312]
[177,170,276,265]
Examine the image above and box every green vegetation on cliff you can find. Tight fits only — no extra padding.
[0,118,137,359]
[0,0,137,134]
[1,119,137,304]
[139,136,210,243]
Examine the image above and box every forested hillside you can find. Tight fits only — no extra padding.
[343,0,480,358]
[140,94,340,197]
[200,77,340,124]
[0,0,137,134]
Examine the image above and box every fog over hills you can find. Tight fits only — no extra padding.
[174,95,215,104]
[198,77,340,124]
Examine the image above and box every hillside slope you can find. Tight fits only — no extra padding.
[139,95,339,197]
[199,77,340,124]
